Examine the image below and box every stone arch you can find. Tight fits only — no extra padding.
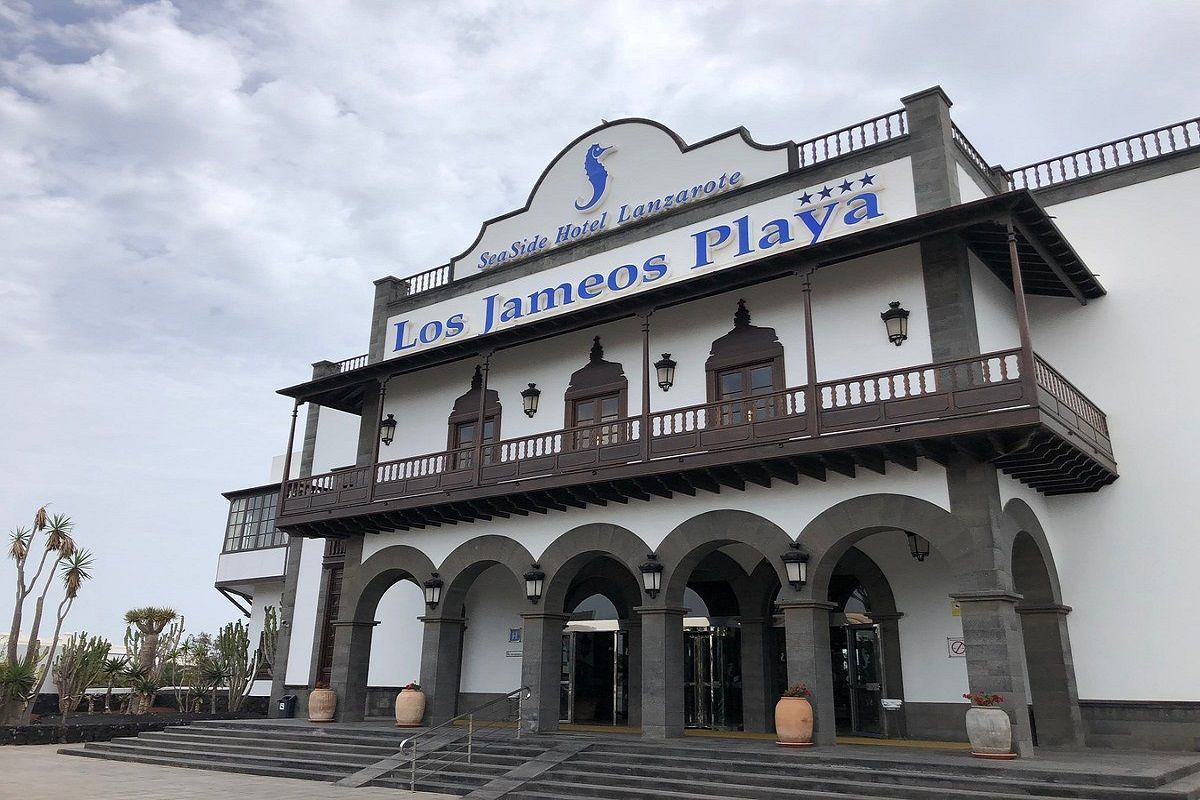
[799,493,980,600]
[539,523,651,614]
[657,510,795,605]
[828,546,899,616]
[1003,499,1083,747]
[436,534,534,614]
[334,544,437,722]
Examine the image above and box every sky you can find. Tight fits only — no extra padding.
[1,0,1197,644]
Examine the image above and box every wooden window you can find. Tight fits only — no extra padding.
[447,365,502,469]
[564,337,628,449]
[705,299,786,425]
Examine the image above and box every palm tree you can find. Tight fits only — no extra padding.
[124,607,177,674]
[19,548,94,723]
[99,656,128,713]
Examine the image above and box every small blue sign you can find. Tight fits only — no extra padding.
[509,628,522,643]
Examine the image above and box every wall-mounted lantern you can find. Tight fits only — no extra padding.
[524,564,545,604]
[881,301,910,346]
[520,383,541,418]
[423,573,444,608]
[639,553,664,598]
[379,413,398,446]
[654,353,678,392]
[780,542,810,589]
[906,531,931,562]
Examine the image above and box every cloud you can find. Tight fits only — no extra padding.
[0,0,1195,641]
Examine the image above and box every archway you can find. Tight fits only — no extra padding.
[431,536,533,724]
[1006,499,1084,747]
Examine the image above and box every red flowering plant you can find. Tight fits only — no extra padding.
[782,684,812,699]
[963,692,1004,707]
[402,682,422,691]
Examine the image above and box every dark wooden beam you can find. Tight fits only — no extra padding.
[850,448,887,475]
[820,453,856,478]
[763,459,799,485]
[659,473,697,496]
[789,456,827,482]
[592,482,630,504]
[636,476,674,499]
[710,467,745,492]
[735,463,772,489]
[884,444,919,471]
[685,470,722,495]
[614,480,651,502]
[915,440,951,468]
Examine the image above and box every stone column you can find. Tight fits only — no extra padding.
[872,611,906,738]
[625,619,642,728]
[419,616,465,725]
[520,612,568,733]
[1018,603,1085,747]
[636,606,687,739]
[900,86,961,213]
[739,618,771,734]
[779,600,838,746]
[953,590,1035,757]
[268,536,307,717]
[329,619,377,723]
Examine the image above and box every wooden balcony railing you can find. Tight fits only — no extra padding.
[280,348,1114,517]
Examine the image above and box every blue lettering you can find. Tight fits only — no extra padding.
[642,254,669,283]
[578,273,605,299]
[692,224,731,268]
[733,215,753,257]
[843,192,883,225]
[729,171,742,186]
[500,296,523,323]
[393,320,418,352]
[758,219,794,250]
[528,283,574,313]
[418,320,443,345]
[483,293,501,334]
[794,202,840,244]
[445,313,466,338]
[607,264,638,292]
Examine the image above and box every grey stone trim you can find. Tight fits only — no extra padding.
[920,233,981,361]
[635,606,688,739]
[1016,603,1072,615]
[903,701,970,742]
[538,523,652,614]
[520,612,570,734]
[1002,497,1066,604]
[1032,147,1200,206]
[435,534,536,612]
[901,86,962,213]
[1079,700,1200,751]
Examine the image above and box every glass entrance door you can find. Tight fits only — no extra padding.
[831,624,885,736]
[559,630,628,725]
[683,627,742,730]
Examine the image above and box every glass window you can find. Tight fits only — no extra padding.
[716,362,779,425]
[222,491,285,553]
[571,392,622,448]
[451,416,497,469]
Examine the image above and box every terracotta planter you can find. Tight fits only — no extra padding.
[774,697,814,746]
[395,688,426,727]
[308,688,337,723]
[965,706,1014,758]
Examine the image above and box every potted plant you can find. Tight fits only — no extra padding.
[963,692,1014,758]
[308,683,337,722]
[395,681,426,727]
[775,683,814,747]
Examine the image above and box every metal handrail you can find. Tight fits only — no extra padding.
[399,686,529,792]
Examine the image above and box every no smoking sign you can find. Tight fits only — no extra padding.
[947,637,967,657]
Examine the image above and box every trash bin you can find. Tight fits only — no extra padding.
[277,694,298,718]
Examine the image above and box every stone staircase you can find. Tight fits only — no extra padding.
[61,720,1200,799]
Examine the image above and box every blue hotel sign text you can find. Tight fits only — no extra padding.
[392,168,890,356]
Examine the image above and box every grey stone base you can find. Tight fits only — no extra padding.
[1080,700,1200,752]
[900,701,969,742]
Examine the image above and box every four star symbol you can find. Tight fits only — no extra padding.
[797,174,879,206]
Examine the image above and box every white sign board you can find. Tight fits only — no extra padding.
[387,156,917,360]
[947,637,967,658]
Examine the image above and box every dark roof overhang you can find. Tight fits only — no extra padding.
[280,190,1102,414]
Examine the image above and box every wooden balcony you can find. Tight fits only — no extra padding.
[277,348,1117,538]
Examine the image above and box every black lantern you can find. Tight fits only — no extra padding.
[639,553,664,598]
[524,564,545,604]
[379,413,398,446]
[520,383,541,418]
[423,573,444,608]
[881,301,910,346]
[780,542,809,589]
[653,353,677,392]
[906,531,931,562]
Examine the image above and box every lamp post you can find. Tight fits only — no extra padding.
[881,301,910,346]
[639,554,664,598]
[423,573,444,609]
[379,413,398,446]
[653,354,677,392]
[780,542,810,589]
[906,531,931,562]
[520,383,541,418]
[524,565,545,605]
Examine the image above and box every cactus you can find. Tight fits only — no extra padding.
[52,632,110,720]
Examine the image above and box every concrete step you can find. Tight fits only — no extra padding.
[135,728,400,757]
[554,753,1182,799]
[108,734,385,767]
[185,721,414,747]
[509,780,881,800]
[60,745,345,782]
[67,738,367,774]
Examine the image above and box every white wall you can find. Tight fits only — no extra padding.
[956,163,990,202]
[285,536,325,686]
[969,251,1020,354]
[810,244,931,380]
[247,582,283,696]
[1003,165,1200,701]
[855,532,967,703]
[367,579,425,686]
[215,546,287,585]
[458,564,526,694]
[312,407,361,474]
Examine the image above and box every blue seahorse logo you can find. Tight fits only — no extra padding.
[575,143,614,212]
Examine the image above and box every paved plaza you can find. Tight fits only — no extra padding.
[0,744,455,800]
